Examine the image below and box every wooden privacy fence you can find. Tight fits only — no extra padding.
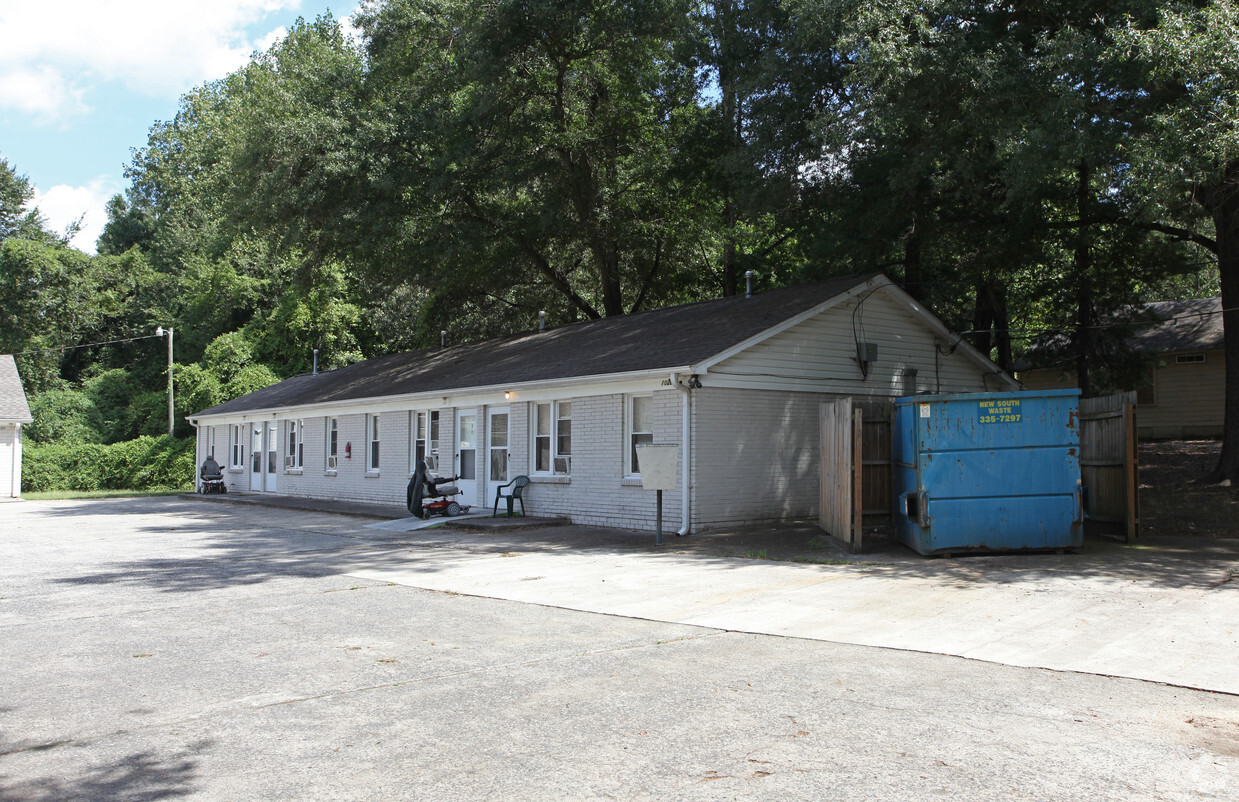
[820,398,862,550]
[820,398,893,552]
[857,400,893,523]
[1079,391,1139,540]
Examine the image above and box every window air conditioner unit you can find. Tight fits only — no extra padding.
[327,456,338,469]
[553,455,571,474]
[284,456,294,468]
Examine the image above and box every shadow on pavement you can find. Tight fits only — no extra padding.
[0,741,208,801]
[34,495,1239,595]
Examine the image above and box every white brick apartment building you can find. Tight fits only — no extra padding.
[0,354,33,499]
[189,273,1016,532]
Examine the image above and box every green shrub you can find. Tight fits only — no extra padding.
[83,368,142,442]
[26,389,101,445]
[23,435,195,493]
[225,362,279,398]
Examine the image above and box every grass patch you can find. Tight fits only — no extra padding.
[790,557,879,566]
[23,488,188,501]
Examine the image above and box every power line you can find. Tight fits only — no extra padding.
[11,333,164,357]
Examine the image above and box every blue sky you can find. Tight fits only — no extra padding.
[0,1,359,253]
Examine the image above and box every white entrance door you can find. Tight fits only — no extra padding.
[488,407,510,491]
[265,422,278,493]
[455,409,478,507]
[250,424,263,491]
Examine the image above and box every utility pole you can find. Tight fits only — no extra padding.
[156,326,174,437]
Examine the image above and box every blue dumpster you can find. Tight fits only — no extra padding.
[893,389,1083,555]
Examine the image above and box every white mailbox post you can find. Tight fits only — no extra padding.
[636,443,678,544]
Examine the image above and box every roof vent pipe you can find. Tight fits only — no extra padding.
[312,349,319,376]
[745,270,754,299]
[441,330,447,348]
[539,311,546,332]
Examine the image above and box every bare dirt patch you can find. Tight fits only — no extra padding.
[1139,440,1239,538]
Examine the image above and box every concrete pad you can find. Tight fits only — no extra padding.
[4,497,1238,799]
[342,535,1239,695]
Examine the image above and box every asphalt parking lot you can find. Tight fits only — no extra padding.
[1,496,1237,800]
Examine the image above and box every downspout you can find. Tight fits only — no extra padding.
[11,423,20,499]
[672,372,692,536]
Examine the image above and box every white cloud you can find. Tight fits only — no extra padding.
[0,66,90,121]
[34,179,122,255]
[0,1,332,121]
[257,25,292,53]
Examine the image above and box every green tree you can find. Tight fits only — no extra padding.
[0,158,47,242]
[220,3,715,336]
[795,0,1197,380]
[681,1,839,296]
[96,193,156,256]
[1111,1,1239,481]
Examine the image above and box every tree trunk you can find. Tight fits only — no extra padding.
[971,282,993,359]
[717,0,740,298]
[970,281,1013,371]
[994,287,1012,372]
[722,197,738,297]
[1073,161,1092,396]
[903,227,923,301]
[1199,164,1239,482]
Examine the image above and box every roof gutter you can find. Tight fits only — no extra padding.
[191,365,695,422]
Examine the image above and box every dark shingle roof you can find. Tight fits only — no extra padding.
[1131,298,1223,353]
[194,274,880,417]
[0,355,33,423]
[1016,297,1223,372]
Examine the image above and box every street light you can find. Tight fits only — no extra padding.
[155,326,174,438]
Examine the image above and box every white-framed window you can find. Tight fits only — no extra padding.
[325,417,338,470]
[429,410,440,462]
[533,401,572,474]
[252,424,263,473]
[411,411,427,471]
[626,395,653,475]
[286,419,303,470]
[407,410,442,469]
[489,408,509,482]
[367,414,381,472]
[204,426,215,459]
[1176,353,1206,364]
[230,424,244,469]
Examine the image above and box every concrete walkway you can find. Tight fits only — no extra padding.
[178,492,1239,695]
[338,528,1239,696]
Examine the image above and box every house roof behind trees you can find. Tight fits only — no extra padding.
[1132,298,1224,353]
[193,273,888,417]
[1016,297,1224,373]
[0,355,33,423]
